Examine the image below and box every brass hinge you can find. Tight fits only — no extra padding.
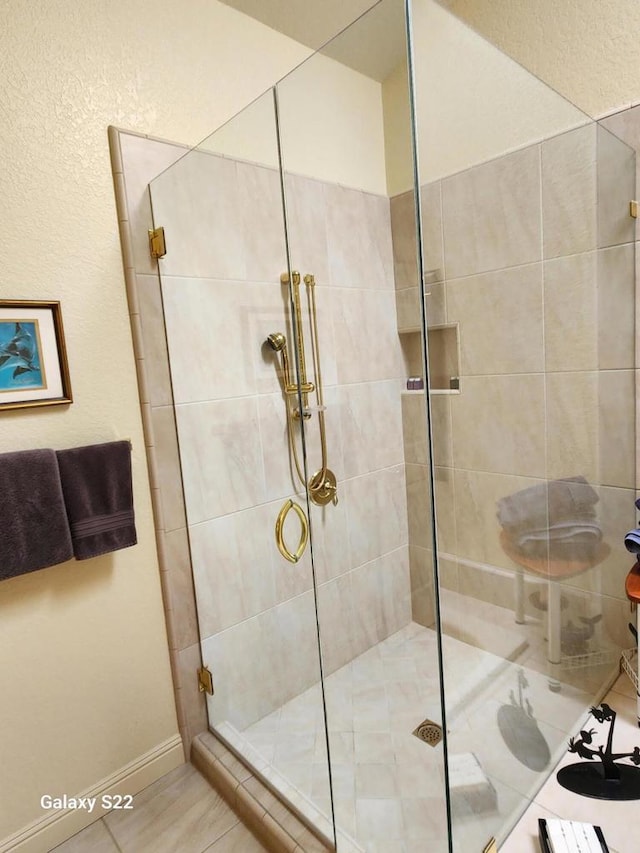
[149,226,167,258]
[630,200,638,219]
[197,666,214,695]
[482,838,498,853]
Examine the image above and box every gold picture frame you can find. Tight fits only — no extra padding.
[0,300,72,411]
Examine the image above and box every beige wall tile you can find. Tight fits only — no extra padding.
[256,392,301,503]
[599,105,640,243]
[339,380,404,479]
[325,184,394,290]
[565,484,636,602]
[435,466,456,555]
[396,286,420,331]
[447,263,543,375]
[136,274,173,407]
[151,150,246,279]
[437,555,459,592]
[380,546,412,640]
[442,145,542,278]
[425,282,446,328]
[307,489,351,585]
[151,405,187,532]
[431,394,453,469]
[119,132,186,276]
[597,124,636,250]
[456,560,515,612]
[236,160,287,282]
[176,397,266,524]
[406,463,433,551]
[598,370,635,488]
[453,469,544,572]
[317,574,354,675]
[450,375,546,477]
[598,243,636,370]
[189,505,279,637]
[400,332,425,379]
[202,592,322,731]
[545,372,598,482]
[332,289,404,383]
[409,545,435,627]
[162,276,283,405]
[349,547,412,656]
[542,124,597,259]
[349,560,380,657]
[391,189,418,291]
[402,391,430,467]
[421,182,445,281]
[163,527,199,650]
[175,643,208,742]
[544,252,598,372]
[284,173,330,285]
[344,465,408,568]
[391,182,443,291]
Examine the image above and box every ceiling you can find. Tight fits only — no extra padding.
[218,0,408,81]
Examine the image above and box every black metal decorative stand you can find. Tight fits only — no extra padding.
[557,703,640,800]
[498,669,551,771]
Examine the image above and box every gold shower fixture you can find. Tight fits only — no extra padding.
[266,270,338,508]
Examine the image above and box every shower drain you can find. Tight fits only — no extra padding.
[412,718,443,747]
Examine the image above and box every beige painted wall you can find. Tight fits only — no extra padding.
[0,0,395,843]
[383,0,589,194]
[205,52,388,193]
[441,0,640,120]
[0,0,315,845]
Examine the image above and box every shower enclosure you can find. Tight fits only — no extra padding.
[143,1,636,849]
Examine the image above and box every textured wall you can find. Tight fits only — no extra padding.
[383,0,588,193]
[440,0,640,119]
[0,0,311,843]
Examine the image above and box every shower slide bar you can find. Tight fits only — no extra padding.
[267,270,338,510]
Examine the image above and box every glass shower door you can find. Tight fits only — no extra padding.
[275,2,451,850]
[409,1,637,850]
[148,90,336,845]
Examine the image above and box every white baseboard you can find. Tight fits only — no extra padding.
[1,734,184,853]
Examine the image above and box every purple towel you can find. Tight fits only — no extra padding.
[56,441,137,560]
[0,449,73,580]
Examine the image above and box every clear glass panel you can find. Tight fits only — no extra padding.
[148,90,336,845]
[276,2,450,849]
[408,0,636,849]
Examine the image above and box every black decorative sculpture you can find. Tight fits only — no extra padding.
[557,703,640,800]
[497,669,551,771]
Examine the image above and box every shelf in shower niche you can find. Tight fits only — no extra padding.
[401,389,460,396]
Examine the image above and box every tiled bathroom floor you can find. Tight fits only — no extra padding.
[53,589,634,853]
[51,763,268,853]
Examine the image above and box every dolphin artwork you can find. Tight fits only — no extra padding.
[0,322,42,387]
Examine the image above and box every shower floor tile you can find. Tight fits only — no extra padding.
[233,596,617,853]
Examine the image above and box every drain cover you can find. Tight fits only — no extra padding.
[412,719,443,747]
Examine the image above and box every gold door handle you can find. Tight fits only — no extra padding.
[275,499,309,563]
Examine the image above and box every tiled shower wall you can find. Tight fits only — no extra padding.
[393,120,639,643]
[145,144,411,733]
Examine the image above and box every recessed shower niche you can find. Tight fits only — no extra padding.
[114,0,637,851]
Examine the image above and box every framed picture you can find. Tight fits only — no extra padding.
[0,300,72,411]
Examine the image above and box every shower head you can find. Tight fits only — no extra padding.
[266,332,287,352]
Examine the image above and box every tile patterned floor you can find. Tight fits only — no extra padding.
[51,588,637,852]
[233,586,627,852]
[51,763,268,853]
